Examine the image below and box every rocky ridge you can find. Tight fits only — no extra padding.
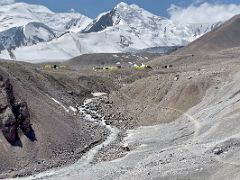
[0,75,34,145]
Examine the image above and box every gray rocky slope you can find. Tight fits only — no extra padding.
[0,60,119,178]
[9,13,240,180]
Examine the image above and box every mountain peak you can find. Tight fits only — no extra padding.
[83,1,164,33]
[115,2,141,10]
[115,2,129,8]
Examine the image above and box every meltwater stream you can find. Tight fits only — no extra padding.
[11,93,119,180]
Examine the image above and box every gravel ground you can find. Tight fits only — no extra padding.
[6,51,240,180]
[2,48,240,179]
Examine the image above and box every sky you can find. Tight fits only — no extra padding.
[17,0,195,18]
[4,0,240,23]
[13,0,240,18]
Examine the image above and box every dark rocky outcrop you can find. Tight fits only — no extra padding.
[1,107,17,144]
[83,9,116,33]
[0,75,34,145]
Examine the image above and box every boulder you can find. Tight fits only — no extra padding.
[121,143,131,152]
[213,148,223,155]
[1,107,18,144]
[15,102,31,136]
[0,76,34,144]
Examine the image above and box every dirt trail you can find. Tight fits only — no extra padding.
[158,106,201,138]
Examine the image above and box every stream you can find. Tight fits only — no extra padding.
[11,93,120,180]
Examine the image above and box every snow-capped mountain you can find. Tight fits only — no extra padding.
[0,22,56,52]
[0,2,91,33]
[0,2,222,62]
[0,2,91,52]
[187,23,222,41]
[83,2,192,46]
